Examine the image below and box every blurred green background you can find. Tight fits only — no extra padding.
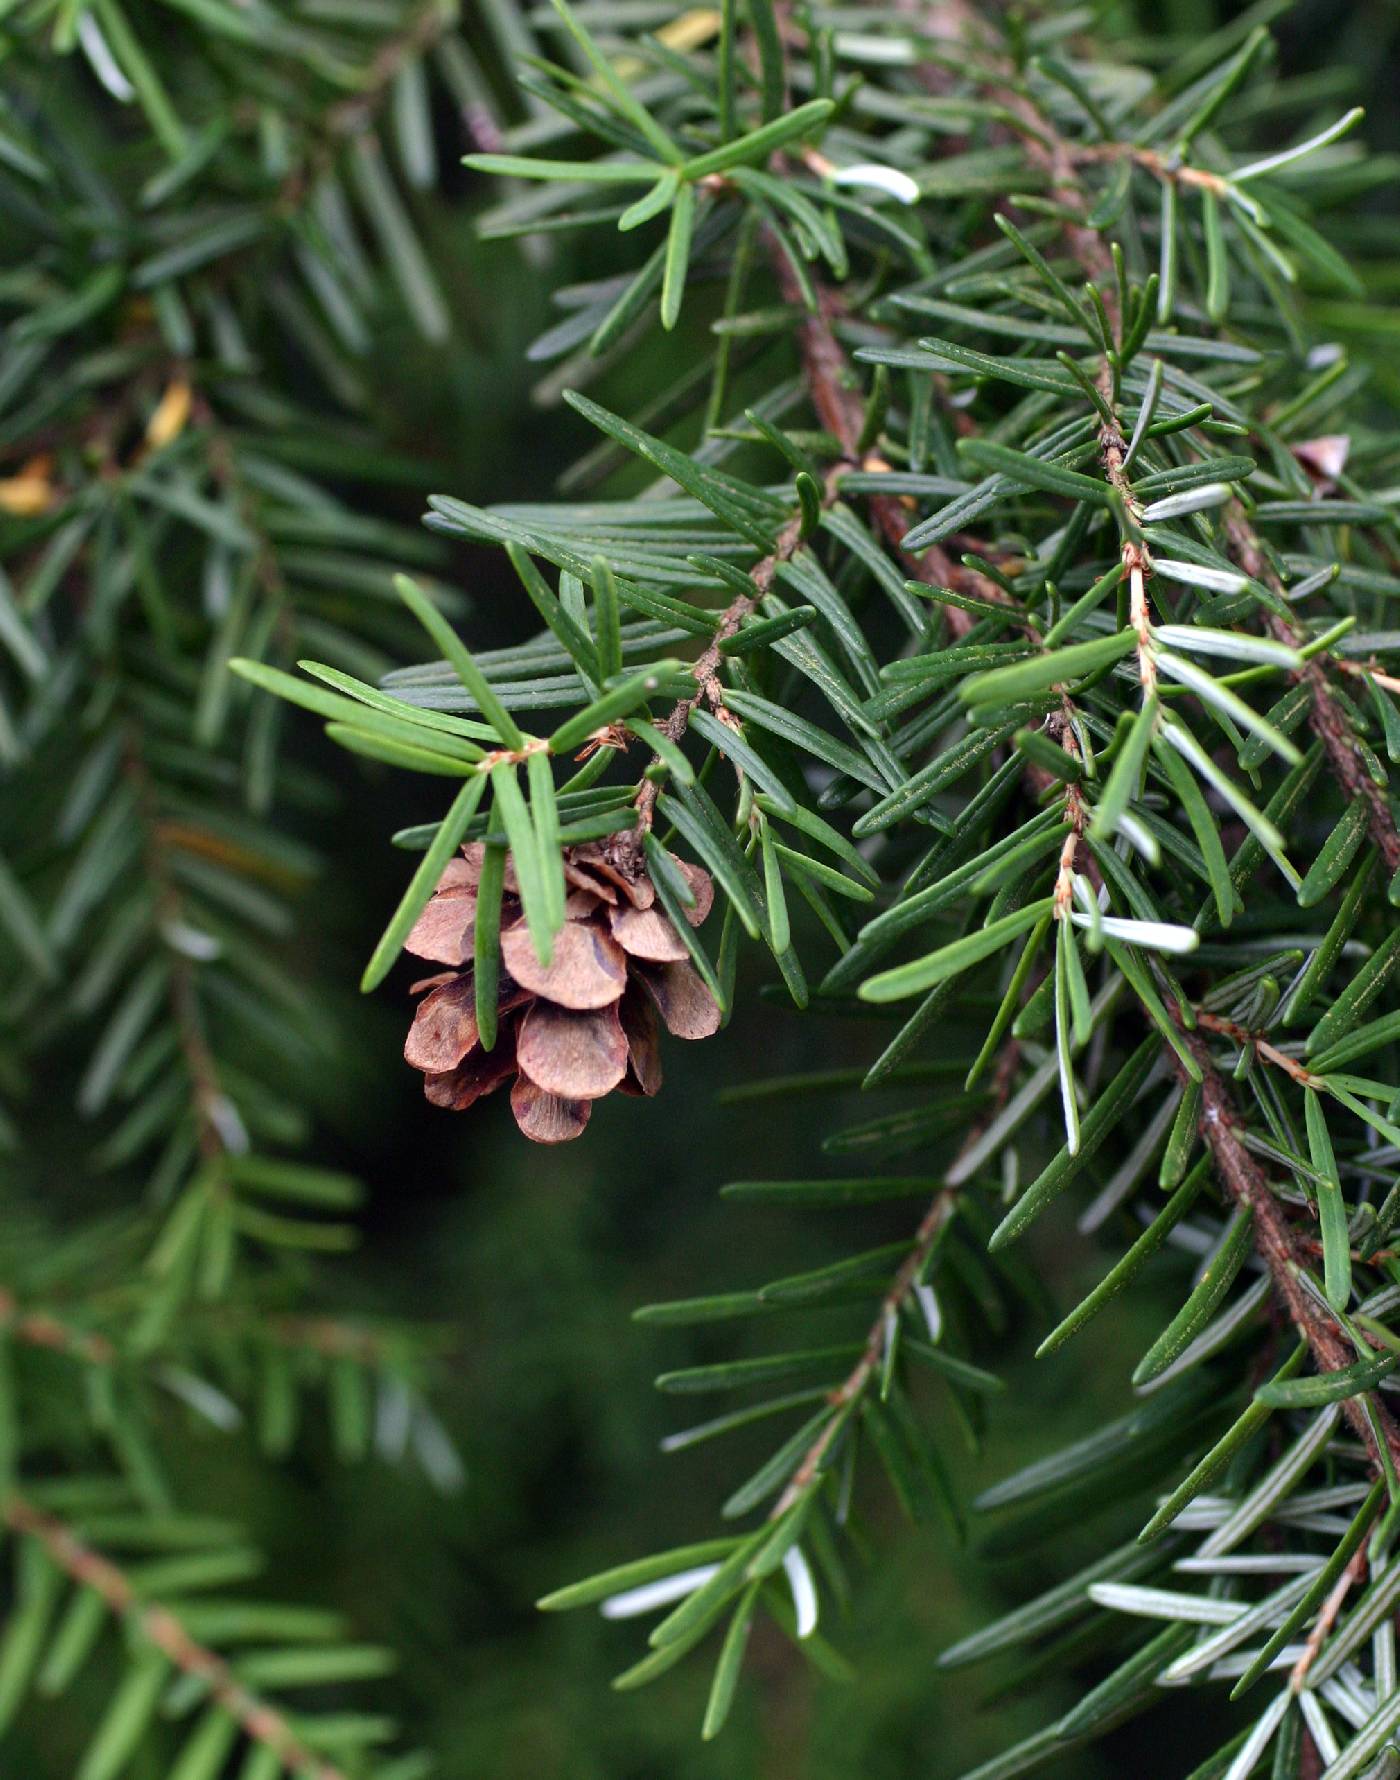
[13,2,1400,1771]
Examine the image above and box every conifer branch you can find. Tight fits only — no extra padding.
[11,1,1400,1769]
[3,1498,352,1780]
[123,727,234,1163]
[936,6,1400,1471]
[770,1040,1021,1518]
[1223,511,1400,875]
[628,241,996,852]
[1179,1033,1400,1474]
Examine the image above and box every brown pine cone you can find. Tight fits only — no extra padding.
[400,841,720,1143]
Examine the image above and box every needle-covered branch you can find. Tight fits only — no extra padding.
[4,1498,354,1780]
[9,0,1400,1773]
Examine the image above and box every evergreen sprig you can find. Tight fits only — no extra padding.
[9,0,1400,1773]
[0,2,507,1771]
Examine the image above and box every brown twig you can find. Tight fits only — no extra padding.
[1179,1027,1400,1475]
[0,1288,399,1370]
[1221,510,1400,876]
[1072,143,1233,198]
[267,1313,394,1365]
[323,3,450,141]
[770,1042,1020,1518]
[623,506,790,855]
[3,1497,351,1780]
[0,1291,115,1366]
[770,1187,955,1516]
[621,234,1001,863]
[773,259,992,606]
[1195,1012,1321,1087]
[1291,1545,1367,1693]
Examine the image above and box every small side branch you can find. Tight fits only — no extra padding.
[628,242,997,853]
[4,1497,350,1780]
[0,1290,115,1366]
[770,1043,1020,1518]
[1222,510,1400,876]
[1180,1035,1400,1477]
[625,504,792,849]
[771,1188,954,1517]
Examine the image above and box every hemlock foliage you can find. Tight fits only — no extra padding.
[5,0,1400,1774]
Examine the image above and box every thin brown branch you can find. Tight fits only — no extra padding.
[323,4,449,140]
[1178,1028,1400,1475]
[1221,510,1400,876]
[4,1497,350,1780]
[1195,1011,1321,1087]
[772,257,992,606]
[771,1041,1020,1518]
[0,1288,396,1370]
[772,1189,955,1516]
[1291,1545,1367,1693]
[0,1291,115,1366]
[267,1313,394,1364]
[623,507,793,854]
[1072,142,1233,198]
[622,237,1001,863]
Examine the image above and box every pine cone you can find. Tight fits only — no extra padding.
[400,841,720,1142]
